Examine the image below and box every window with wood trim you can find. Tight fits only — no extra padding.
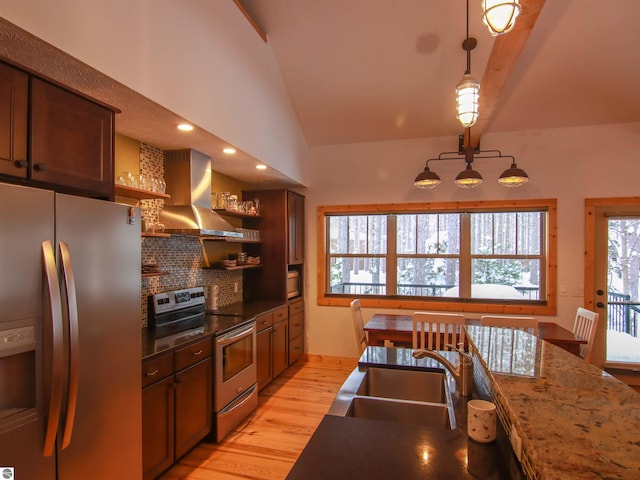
[318,200,557,314]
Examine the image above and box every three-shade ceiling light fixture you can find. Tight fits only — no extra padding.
[414,0,527,190]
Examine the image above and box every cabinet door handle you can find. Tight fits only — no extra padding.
[13,160,27,169]
[33,163,46,172]
[146,369,159,377]
[193,349,203,356]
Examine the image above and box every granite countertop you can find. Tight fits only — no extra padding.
[466,325,640,479]
[287,346,523,480]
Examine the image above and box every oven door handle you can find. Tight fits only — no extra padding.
[217,323,255,346]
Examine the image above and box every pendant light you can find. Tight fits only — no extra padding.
[481,0,521,36]
[456,1,480,128]
[454,142,483,188]
[414,165,442,189]
[413,129,529,189]
[498,162,529,187]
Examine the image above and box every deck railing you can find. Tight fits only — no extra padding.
[330,283,640,338]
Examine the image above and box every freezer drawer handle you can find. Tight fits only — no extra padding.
[59,241,79,450]
[42,240,64,457]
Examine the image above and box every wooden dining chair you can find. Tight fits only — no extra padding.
[412,312,466,350]
[572,307,599,363]
[480,315,539,335]
[350,299,368,355]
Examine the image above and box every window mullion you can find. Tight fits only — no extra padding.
[460,213,471,297]
[387,215,397,295]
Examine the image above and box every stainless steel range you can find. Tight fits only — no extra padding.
[147,287,258,442]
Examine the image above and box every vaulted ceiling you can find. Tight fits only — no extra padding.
[238,0,640,147]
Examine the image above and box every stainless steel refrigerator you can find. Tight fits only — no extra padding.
[0,183,142,479]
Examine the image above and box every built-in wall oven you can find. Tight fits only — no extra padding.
[147,287,258,443]
[214,321,258,441]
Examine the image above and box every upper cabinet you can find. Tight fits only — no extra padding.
[0,61,116,199]
[30,77,114,198]
[242,189,305,302]
[0,62,28,178]
[287,191,304,265]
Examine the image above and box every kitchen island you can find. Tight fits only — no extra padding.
[288,327,640,479]
[287,347,523,479]
[466,325,640,479]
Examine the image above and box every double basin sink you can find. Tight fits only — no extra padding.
[328,366,457,429]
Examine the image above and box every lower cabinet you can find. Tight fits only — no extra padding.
[142,338,213,480]
[289,298,305,364]
[256,305,289,390]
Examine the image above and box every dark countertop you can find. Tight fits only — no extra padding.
[142,300,285,360]
[286,346,524,480]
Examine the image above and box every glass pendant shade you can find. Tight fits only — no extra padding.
[498,162,529,187]
[456,73,480,128]
[455,164,483,188]
[481,0,521,36]
[414,165,441,189]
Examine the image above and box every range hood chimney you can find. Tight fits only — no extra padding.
[159,149,241,238]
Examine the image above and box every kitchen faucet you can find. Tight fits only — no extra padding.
[412,343,474,396]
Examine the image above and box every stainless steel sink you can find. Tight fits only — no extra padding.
[355,367,448,403]
[328,366,457,429]
[346,396,453,429]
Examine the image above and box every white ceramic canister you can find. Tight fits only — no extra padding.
[467,399,497,443]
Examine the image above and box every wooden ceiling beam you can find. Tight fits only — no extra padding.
[466,0,547,149]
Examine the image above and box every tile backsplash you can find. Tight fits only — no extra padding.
[139,143,243,327]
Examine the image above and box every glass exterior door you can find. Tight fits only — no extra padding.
[605,216,640,364]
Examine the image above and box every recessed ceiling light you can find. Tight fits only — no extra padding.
[223,147,236,154]
[177,123,193,131]
[256,164,267,170]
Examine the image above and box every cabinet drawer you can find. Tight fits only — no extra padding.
[273,305,289,323]
[289,312,304,339]
[142,352,174,388]
[175,338,212,371]
[289,335,304,364]
[289,300,304,317]
[255,312,273,332]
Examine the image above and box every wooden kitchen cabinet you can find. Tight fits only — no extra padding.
[0,62,28,179]
[142,337,213,480]
[174,357,213,458]
[30,77,115,198]
[255,305,289,390]
[288,298,305,365]
[287,191,305,265]
[242,189,305,302]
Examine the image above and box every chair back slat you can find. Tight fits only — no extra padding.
[573,307,599,362]
[350,299,368,355]
[413,312,466,350]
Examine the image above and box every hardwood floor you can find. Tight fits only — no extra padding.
[159,355,357,480]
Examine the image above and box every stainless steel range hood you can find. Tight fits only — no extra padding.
[159,149,242,238]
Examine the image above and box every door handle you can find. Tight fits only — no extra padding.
[59,241,79,450]
[42,240,64,457]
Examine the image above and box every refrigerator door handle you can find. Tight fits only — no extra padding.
[59,241,79,450]
[42,240,64,457]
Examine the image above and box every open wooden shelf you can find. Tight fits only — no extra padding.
[115,184,171,200]
[142,271,169,278]
[142,232,171,238]
[213,209,261,219]
[204,264,263,271]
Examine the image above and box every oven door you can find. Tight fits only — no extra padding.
[215,321,257,411]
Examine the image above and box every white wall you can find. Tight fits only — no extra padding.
[305,122,640,358]
[0,0,308,185]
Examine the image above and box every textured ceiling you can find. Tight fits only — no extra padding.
[0,17,297,187]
